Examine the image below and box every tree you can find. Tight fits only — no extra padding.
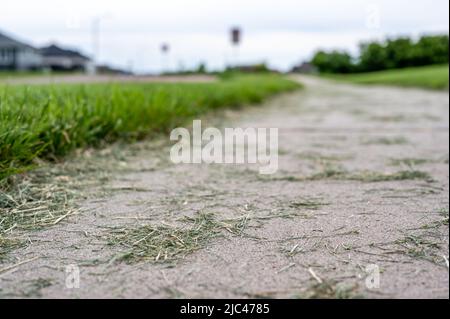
[196,62,207,74]
[385,38,415,69]
[310,34,449,74]
[311,50,354,73]
[414,35,449,66]
[358,42,388,72]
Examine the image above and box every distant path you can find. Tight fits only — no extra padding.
[1,76,448,298]
[0,74,215,85]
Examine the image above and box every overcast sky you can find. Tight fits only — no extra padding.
[1,0,449,73]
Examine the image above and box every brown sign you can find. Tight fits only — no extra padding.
[231,27,241,45]
[161,43,170,53]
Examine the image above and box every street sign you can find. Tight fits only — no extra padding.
[231,27,241,46]
[161,43,170,54]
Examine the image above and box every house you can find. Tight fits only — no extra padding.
[40,44,92,72]
[96,64,132,75]
[291,62,317,74]
[226,63,276,73]
[0,31,42,70]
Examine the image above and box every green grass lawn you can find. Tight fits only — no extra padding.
[0,74,300,180]
[325,64,449,90]
[0,71,53,79]
[0,71,88,81]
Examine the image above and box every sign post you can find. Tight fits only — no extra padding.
[230,27,242,68]
[160,43,170,74]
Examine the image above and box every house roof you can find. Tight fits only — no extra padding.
[40,44,90,61]
[0,30,36,49]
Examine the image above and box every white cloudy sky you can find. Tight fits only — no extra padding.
[1,0,448,73]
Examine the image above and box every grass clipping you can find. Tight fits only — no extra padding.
[0,173,78,260]
[263,164,433,183]
[0,146,126,260]
[0,178,76,232]
[108,213,245,264]
[0,236,23,260]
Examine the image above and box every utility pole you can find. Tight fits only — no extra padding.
[91,15,111,75]
[160,43,170,74]
[91,17,101,75]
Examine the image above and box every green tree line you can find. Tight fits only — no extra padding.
[311,34,449,74]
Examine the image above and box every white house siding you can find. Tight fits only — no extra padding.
[42,56,75,69]
[0,47,16,68]
[16,48,42,70]
[42,56,90,72]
